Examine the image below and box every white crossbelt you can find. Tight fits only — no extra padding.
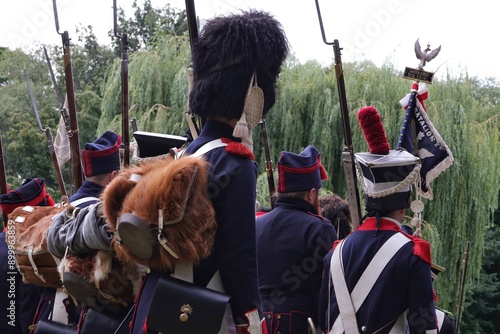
[329,233,411,334]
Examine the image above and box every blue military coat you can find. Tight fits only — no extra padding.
[318,217,437,333]
[256,197,337,334]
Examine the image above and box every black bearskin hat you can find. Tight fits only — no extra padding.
[189,10,289,120]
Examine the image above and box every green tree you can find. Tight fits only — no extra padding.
[460,199,500,333]
[110,0,187,55]
[0,48,60,194]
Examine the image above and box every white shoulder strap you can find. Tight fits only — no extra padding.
[173,262,225,293]
[330,240,359,334]
[330,233,411,333]
[178,138,228,158]
[69,196,100,208]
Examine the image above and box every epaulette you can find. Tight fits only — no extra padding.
[409,235,432,264]
[225,142,255,160]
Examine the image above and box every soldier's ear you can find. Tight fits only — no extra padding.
[306,188,317,204]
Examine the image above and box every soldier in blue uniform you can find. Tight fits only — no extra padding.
[0,178,55,334]
[318,107,437,333]
[256,145,337,334]
[41,130,123,331]
[129,10,289,334]
[69,130,122,208]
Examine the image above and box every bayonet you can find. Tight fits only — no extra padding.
[24,68,67,198]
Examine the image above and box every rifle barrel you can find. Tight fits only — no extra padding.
[260,119,276,208]
[0,130,9,223]
[185,0,204,132]
[120,33,130,167]
[314,1,362,230]
[455,240,471,331]
[61,31,83,191]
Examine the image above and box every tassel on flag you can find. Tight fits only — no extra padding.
[54,95,71,167]
[397,82,454,200]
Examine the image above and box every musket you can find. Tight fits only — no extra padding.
[23,69,67,198]
[455,240,470,331]
[259,119,276,208]
[184,0,201,138]
[114,0,130,167]
[52,0,83,192]
[0,130,9,223]
[315,0,362,230]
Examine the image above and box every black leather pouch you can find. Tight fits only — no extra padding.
[33,319,78,334]
[147,276,230,334]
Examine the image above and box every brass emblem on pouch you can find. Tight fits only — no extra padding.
[179,304,193,322]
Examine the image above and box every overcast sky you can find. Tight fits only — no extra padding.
[0,0,496,82]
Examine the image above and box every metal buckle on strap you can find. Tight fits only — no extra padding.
[28,245,46,283]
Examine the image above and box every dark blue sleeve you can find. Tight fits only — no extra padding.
[407,255,437,333]
[209,153,261,324]
[318,250,333,331]
[307,223,336,324]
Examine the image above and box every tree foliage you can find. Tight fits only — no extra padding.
[109,0,188,55]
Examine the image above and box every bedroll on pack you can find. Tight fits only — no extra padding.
[9,204,66,288]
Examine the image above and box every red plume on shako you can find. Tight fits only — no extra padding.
[357,106,390,155]
[354,106,422,221]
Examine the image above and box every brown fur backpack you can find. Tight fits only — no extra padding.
[101,154,217,272]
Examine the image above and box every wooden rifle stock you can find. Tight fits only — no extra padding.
[53,0,83,192]
[332,41,362,230]
[0,130,9,223]
[24,68,67,198]
[259,119,276,208]
[114,0,130,167]
[455,240,470,331]
[314,0,362,229]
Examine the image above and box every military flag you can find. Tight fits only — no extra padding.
[54,95,71,167]
[397,82,454,199]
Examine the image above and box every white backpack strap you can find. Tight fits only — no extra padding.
[191,139,228,157]
[173,262,194,282]
[436,309,445,331]
[330,233,412,333]
[330,240,359,334]
[173,262,225,294]
[69,196,100,208]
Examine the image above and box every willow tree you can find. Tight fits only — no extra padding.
[99,34,190,136]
